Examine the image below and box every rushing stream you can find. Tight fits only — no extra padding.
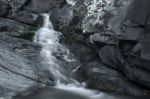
[34,13,71,83]
[13,14,146,99]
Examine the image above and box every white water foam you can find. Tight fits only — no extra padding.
[66,0,76,6]
[0,97,6,99]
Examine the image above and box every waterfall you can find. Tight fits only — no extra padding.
[34,14,68,83]
[34,13,82,85]
[34,13,109,99]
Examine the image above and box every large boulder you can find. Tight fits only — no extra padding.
[0,32,53,98]
[98,45,123,69]
[124,63,150,89]
[0,48,38,98]
[0,18,34,32]
[11,11,40,26]
[80,60,148,96]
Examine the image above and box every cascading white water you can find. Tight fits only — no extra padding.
[34,13,116,99]
[34,14,67,82]
[66,0,76,6]
[34,13,77,83]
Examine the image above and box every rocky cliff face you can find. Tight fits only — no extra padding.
[51,0,150,96]
[0,0,150,98]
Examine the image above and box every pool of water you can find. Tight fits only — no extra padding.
[13,87,149,99]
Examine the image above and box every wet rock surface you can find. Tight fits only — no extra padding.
[51,0,150,96]
[0,0,150,98]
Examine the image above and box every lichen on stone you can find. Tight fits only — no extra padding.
[82,0,131,33]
